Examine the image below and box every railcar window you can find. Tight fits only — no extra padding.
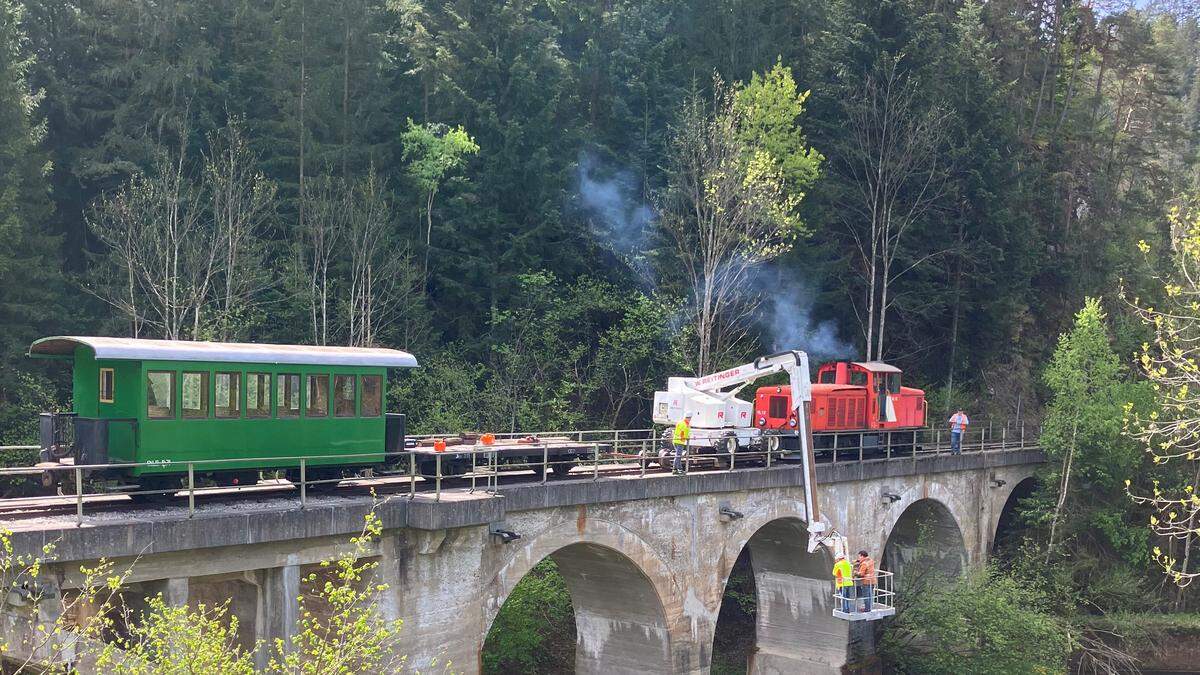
[247,373,271,418]
[215,372,241,418]
[182,372,209,418]
[147,371,175,419]
[99,368,115,403]
[306,374,329,417]
[361,375,382,417]
[277,374,301,418]
[334,375,356,417]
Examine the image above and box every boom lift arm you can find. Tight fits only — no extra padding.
[667,351,842,555]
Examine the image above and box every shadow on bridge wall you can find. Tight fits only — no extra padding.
[713,517,847,675]
[882,499,968,598]
[480,519,676,674]
[991,476,1039,556]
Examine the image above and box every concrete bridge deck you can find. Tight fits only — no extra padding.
[3,447,1045,674]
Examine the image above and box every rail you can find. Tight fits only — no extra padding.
[0,420,1040,526]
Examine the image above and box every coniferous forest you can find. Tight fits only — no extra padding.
[3,2,1200,672]
[1,0,1197,440]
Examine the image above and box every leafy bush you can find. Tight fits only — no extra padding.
[881,568,1071,675]
[482,558,575,674]
[0,445,40,497]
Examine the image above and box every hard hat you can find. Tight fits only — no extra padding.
[684,412,693,418]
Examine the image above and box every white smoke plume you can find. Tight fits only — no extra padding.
[759,271,856,364]
[576,150,655,283]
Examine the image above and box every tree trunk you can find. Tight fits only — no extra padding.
[422,187,436,292]
[1046,416,1079,563]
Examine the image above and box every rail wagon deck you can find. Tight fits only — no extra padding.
[407,437,610,477]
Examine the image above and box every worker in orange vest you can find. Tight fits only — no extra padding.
[949,409,969,455]
[855,550,877,612]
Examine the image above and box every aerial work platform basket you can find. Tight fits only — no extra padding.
[832,570,896,621]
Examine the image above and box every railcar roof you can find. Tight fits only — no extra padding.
[27,336,419,368]
[851,361,901,373]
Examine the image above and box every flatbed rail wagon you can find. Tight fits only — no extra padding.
[407,436,610,478]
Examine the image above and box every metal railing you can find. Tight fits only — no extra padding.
[832,570,895,620]
[0,420,1040,525]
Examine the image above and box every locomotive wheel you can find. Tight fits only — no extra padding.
[765,435,782,454]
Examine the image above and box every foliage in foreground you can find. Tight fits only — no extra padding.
[880,569,1072,675]
[0,506,408,674]
[1127,194,1200,590]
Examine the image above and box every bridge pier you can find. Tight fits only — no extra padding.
[255,564,300,669]
[743,520,846,675]
[142,577,190,607]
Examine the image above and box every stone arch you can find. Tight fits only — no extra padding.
[481,517,677,674]
[882,498,967,595]
[990,475,1038,554]
[713,511,848,675]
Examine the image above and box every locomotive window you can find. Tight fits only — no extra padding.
[99,368,115,403]
[886,373,901,393]
[819,370,835,384]
[277,374,301,418]
[182,372,209,418]
[334,375,356,417]
[146,371,175,419]
[215,372,241,418]
[247,373,271,418]
[850,372,867,386]
[361,375,382,417]
[768,395,789,419]
[306,374,329,417]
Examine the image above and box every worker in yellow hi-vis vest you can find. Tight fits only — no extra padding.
[833,553,855,613]
[672,413,692,475]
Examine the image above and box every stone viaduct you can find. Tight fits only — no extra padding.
[4,448,1043,674]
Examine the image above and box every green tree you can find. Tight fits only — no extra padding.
[734,60,823,225]
[400,119,478,290]
[1036,298,1151,571]
[0,0,62,442]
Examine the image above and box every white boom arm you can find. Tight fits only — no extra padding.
[671,351,836,553]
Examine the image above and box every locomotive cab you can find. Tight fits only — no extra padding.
[754,362,926,446]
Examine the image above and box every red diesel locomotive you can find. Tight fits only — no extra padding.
[753,361,926,453]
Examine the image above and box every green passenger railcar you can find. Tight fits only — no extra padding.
[29,337,417,490]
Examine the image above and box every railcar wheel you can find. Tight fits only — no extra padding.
[551,460,575,477]
[130,476,179,503]
[307,468,344,492]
